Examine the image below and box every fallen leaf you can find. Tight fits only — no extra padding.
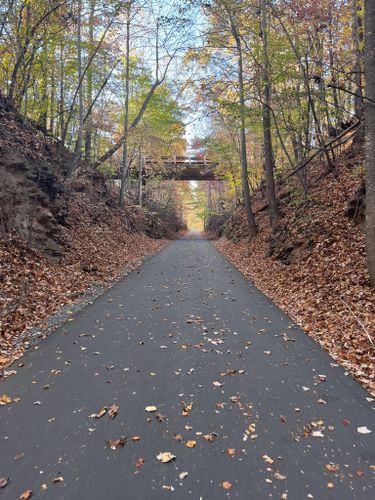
[157,452,176,463]
[213,381,223,387]
[90,406,107,419]
[262,454,273,464]
[311,430,324,438]
[203,432,218,442]
[106,437,127,450]
[107,404,119,420]
[227,448,236,457]
[135,457,145,469]
[0,477,9,488]
[132,436,141,442]
[186,440,196,448]
[20,490,32,499]
[52,476,64,483]
[181,402,193,416]
[145,405,157,413]
[155,412,166,422]
[325,463,339,472]
[357,426,372,434]
[222,481,232,490]
[0,394,12,405]
[179,472,188,480]
[274,472,286,480]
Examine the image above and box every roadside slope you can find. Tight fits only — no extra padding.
[215,142,375,394]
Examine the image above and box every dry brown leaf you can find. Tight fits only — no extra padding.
[222,481,232,490]
[325,463,339,473]
[186,440,196,448]
[106,437,127,450]
[157,452,176,463]
[107,404,119,419]
[203,432,218,442]
[90,406,107,419]
[0,394,12,405]
[20,490,32,500]
[181,401,193,416]
[135,457,145,469]
[0,477,9,489]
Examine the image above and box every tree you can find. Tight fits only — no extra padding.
[119,0,132,206]
[364,0,375,285]
[229,11,257,235]
[260,0,279,230]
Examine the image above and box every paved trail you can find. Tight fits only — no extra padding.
[0,239,374,499]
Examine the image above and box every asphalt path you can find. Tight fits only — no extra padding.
[0,238,374,499]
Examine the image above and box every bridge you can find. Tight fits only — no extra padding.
[133,155,222,181]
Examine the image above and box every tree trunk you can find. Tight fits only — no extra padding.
[68,0,84,177]
[352,0,364,120]
[232,26,257,235]
[260,0,279,231]
[364,0,375,285]
[58,42,65,140]
[119,8,131,206]
[85,0,95,160]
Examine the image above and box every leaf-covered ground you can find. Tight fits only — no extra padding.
[215,144,375,395]
[0,198,166,369]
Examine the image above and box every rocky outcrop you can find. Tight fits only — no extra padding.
[0,149,67,258]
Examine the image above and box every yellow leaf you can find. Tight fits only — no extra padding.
[145,405,157,412]
[157,452,176,463]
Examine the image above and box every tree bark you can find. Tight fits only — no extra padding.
[68,0,84,177]
[364,0,375,285]
[85,0,95,160]
[119,7,131,206]
[231,24,257,235]
[352,0,364,120]
[260,0,279,231]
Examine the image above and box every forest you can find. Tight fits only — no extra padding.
[0,1,375,498]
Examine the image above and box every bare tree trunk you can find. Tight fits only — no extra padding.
[138,150,143,206]
[58,42,65,139]
[352,0,364,120]
[119,7,131,206]
[231,25,257,235]
[364,0,375,285]
[68,0,84,177]
[260,0,279,231]
[85,0,95,160]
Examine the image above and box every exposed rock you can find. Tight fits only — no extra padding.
[0,149,67,258]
